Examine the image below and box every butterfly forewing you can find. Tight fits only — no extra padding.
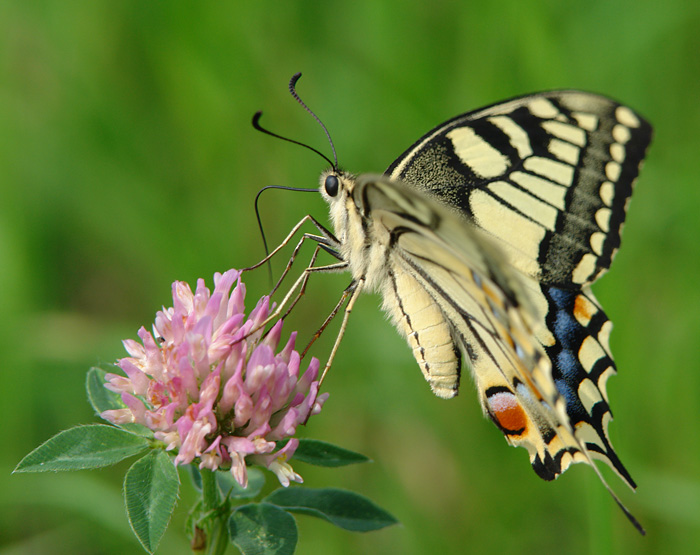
[386,91,652,286]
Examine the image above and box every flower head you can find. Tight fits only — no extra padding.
[102,269,329,488]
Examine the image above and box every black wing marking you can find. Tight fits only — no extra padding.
[386,91,652,286]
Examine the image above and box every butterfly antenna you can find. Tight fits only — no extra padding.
[254,185,318,284]
[288,72,339,170]
[250,72,338,281]
[252,112,335,169]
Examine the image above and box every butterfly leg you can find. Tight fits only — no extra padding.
[242,254,349,344]
[319,277,365,387]
[242,214,340,275]
[240,212,347,332]
[278,241,353,323]
[299,278,354,359]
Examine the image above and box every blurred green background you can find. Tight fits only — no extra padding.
[1,1,698,554]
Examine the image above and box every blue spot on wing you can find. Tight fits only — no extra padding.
[541,284,636,488]
[544,286,596,422]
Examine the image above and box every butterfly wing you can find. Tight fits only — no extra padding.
[384,92,652,488]
[352,174,583,479]
[386,91,652,285]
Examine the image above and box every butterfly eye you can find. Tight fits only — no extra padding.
[324,175,339,197]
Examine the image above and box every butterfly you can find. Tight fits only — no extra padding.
[255,76,652,532]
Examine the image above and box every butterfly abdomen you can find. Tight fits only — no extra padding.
[382,267,462,399]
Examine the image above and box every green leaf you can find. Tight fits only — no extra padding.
[186,466,266,500]
[265,487,398,532]
[124,450,180,554]
[229,503,297,555]
[14,424,150,472]
[217,467,265,499]
[86,366,152,437]
[292,439,370,467]
[86,365,122,414]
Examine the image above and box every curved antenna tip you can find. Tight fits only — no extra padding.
[287,73,338,170]
[252,73,338,170]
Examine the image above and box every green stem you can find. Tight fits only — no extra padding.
[198,469,229,555]
[201,468,221,511]
[204,516,230,555]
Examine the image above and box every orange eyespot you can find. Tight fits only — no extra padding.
[487,391,527,435]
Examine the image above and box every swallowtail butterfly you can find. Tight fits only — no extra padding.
[258,76,652,532]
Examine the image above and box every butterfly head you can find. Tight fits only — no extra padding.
[319,169,359,242]
[320,169,357,199]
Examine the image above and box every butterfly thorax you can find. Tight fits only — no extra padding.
[320,170,394,291]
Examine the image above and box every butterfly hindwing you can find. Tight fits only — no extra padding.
[350,175,582,475]
[538,283,636,488]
